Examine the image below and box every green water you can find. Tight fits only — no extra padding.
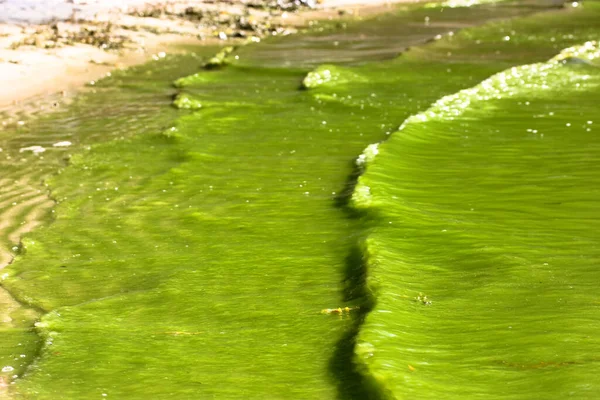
[0,1,599,398]
[353,42,600,398]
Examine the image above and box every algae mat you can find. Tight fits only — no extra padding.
[0,1,599,399]
[352,11,600,400]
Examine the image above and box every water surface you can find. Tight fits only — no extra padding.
[0,1,598,398]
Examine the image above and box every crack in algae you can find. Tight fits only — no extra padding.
[328,149,389,399]
[329,240,385,400]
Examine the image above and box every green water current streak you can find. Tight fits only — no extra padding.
[0,1,599,398]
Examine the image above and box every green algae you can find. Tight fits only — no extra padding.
[172,92,203,109]
[0,1,598,399]
[354,29,600,400]
[301,65,365,89]
[204,45,236,69]
[232,1,548,68]
[0,50,216,384]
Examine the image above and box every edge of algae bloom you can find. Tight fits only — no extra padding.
[349,40,600,398]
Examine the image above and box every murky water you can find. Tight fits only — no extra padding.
[1,1,599,398]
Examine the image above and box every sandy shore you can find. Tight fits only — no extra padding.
[0,0,419,114]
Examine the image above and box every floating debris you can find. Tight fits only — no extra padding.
[414,293,432,306]
[321,306,359,315]
[52,141,72,147]
[19,145,46,155]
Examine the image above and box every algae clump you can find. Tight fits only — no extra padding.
[301,64,364,89]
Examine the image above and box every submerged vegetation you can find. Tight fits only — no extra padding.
[0,0,599,398]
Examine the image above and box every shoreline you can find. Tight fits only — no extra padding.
[0,0,422,115]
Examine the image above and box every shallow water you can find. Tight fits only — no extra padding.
[0,1,599,398]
